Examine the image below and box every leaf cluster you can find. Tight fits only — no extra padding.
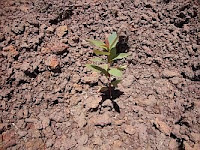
[86,32,129,91]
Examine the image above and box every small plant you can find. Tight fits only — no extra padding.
[86,32,129,99]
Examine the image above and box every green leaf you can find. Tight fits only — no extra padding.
[108,32,118,50]
[90,57,103,62]
[108,68,122,77]
[99,87,108,92]
[117,65,127,70]
[101,64,109,71]
[86,39,107,49]
[109,47,117,61]
[111,80,121,87]
[113,53,129,60]
[86,64,108,76]
[94,50,110,56]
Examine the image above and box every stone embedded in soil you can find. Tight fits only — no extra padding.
[0,123,6,133]
[89,112,112,127]
[169,139,178,149]
[2,129,16,149]
[153,118,171,136]
[122,74,134,87]
[45,55,60,69]
[2,45,19,58]
[75,116,87,128]
[78,134,89,146]
[0,33,5,42]
[70,95,82,106]
[136,95,157,106]
[46,26,55,34]
[112,140,123,149]
[11,23,25,35]
[93,137,103,145]
[18,130,28,138]
[50,110,66,123]
[55,135,76,150]
[39,116,50,129]
[142,45,152,56]
[162,69,180,78]
[84,96,101,110]
[50,42,68,55]
[124,125,136,135]
[56,25,68,37]
[82,72,99,84]
[41,47,51,54]
[71,74,81,83]
[184,141,200,150]
[26,139,45,150]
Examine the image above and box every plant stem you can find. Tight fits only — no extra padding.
[109,81,111,99]
[107,55,112,99]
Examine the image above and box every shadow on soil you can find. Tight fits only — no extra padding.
[99,88,124,113]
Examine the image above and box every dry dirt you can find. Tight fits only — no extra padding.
[0,0,200,150]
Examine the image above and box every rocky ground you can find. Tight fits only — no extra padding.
[0,0,200,149]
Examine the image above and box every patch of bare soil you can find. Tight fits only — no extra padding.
[0,0,200,149]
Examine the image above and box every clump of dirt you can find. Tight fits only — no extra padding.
[0,0,199,149]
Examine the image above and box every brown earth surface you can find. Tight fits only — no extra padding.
[0,0,200,150]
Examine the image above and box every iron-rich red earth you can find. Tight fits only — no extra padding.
[0,0,200,149]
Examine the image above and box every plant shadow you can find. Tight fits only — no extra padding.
[99,88,124,113]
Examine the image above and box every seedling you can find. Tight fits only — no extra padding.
[86,32,129,99]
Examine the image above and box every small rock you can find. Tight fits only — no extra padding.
[122,74,134,87]
[82,72,99,85]
[50,42,68,55]
[191,132,200,143]
[93,137,103,145]
[11,22,25,35]
[41,47,51,54]
[3,139,16,149]
[102,99,113,111]
[182,67,195,80]
[81,40,89,48]
[0,123,6,133]
[40,24,47,31]
[45,55,59,69]
[71,74,80,83]
[62,137,77,150]
[153,118,171,136]
[89,112,112,127]
[50,111,65,123]
[74,112,87,128]
[26,139,45,150]
[25,118,37,123]
[0,33,5,42]
[46,27,55,34]
[170,77,181,85]
[162,69,179,78]
[78,134,88,146]
[142,45,152,56]
[3,45,19,58]
[184,141,197,150]
[113,140,123,149]
[21,62,30,72]
[113,120,125,126]
[70,95,82,106]
[78,146,93,150]
[46,138,54,148]
[18,130,27,138]
[56,25,68,37]
[35,121,43,130]
[84,96,101,110]
[40,116,50,129]
[124,125,136,135]
[169,139,178,149]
